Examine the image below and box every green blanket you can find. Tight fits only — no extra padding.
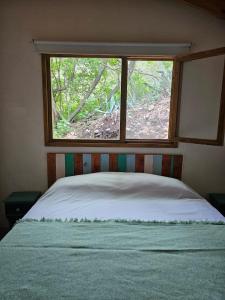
[0,221,225,300]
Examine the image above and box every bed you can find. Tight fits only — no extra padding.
[0,153,225,300]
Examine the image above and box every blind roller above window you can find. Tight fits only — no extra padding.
[33,40,191,56]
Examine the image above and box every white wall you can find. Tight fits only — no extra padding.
[0,0,225,225]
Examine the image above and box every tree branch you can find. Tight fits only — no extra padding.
[69,62,107,122]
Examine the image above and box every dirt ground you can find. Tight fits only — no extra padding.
[65,98,170,140]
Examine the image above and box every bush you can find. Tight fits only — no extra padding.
[53,119,71,138]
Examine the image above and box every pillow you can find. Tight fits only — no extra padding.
[50,172,202,201]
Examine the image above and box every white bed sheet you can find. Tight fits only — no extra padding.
[24,172,225,222]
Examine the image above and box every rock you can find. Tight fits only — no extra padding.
[148,105,154,111]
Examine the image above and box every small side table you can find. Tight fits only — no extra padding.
[4,192,41,226]
[0,227,10,240]
[208,193,225,217]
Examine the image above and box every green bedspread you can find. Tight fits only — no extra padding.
[0,221,225,300]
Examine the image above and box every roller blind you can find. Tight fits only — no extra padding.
[33,40,191,56]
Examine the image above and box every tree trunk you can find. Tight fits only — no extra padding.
[69,63,107,122]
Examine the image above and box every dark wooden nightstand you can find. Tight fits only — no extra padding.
[4,192,41,227]
[208,193,225,216]
[0,227,10,240]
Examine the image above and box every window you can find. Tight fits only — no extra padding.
[40,44,225,147]
[126,59,173,140]
[42,54,178,147]
[50,57,122,140]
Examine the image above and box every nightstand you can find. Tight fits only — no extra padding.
[0,227,10,240]
[4,192,41,227]
[208,193,225,217]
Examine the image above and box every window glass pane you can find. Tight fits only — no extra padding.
[50,57,121,140]
[126,60,173,139]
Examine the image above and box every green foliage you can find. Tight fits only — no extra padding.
[127,60,173,107]
[53,119,71,138]
[50,57,173,138]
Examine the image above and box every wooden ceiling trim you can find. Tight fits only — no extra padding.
[184,0,225,20]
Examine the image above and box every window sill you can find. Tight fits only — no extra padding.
[45,139,178,148]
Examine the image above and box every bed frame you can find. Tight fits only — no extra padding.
[47,153,183,187]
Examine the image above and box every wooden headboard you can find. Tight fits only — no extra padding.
[47,153,183,187]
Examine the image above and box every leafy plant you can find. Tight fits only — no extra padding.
[53,119,71,138]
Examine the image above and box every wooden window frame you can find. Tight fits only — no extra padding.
[42,54,179,148]
[175,47,225,146]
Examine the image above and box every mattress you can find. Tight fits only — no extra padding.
[24,172,225,222]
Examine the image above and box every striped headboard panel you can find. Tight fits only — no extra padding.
[47,153,183,187]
